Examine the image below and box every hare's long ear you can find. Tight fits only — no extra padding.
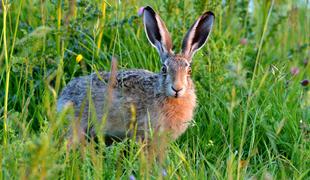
[182,11,214,61]
[143,6,173,61]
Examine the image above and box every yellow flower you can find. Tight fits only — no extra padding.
[76,54,83,63]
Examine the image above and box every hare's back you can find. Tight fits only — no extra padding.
[57,74,101,112]
[57,69,157,112]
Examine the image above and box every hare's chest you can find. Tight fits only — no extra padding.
[156,97,196,139]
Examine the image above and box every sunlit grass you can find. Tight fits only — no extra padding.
[0,0,309,179]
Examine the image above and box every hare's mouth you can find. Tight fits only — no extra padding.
[166,86,185,98]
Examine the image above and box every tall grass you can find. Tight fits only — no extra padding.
[0,0,309,179]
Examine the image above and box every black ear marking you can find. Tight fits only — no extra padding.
[181,11,215,60]
[191,12,214,49]
[142,6,173,62]
[143,6,162,46]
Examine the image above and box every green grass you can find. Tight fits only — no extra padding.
[0,0,309,179]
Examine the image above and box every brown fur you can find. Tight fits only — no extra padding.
[157,89,196,139]
[57,6,214,143]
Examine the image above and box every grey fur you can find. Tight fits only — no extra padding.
[57,6,214,141]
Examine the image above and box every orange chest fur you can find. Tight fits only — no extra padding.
[156,95,196,139]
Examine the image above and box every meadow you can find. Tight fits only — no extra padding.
[0,0,309,179]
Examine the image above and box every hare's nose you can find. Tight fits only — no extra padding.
[171,86,182,93]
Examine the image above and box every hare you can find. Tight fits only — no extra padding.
[57,6,214,142]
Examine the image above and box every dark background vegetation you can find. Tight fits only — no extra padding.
[0,0,309,179]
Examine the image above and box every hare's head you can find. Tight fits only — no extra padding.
[142,6,214,98]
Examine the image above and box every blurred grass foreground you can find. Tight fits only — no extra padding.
[0,0,309,179]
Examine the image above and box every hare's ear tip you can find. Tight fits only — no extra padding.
[144,6,155,12]
[144,6,153,10]
[203,11,215,18]
[141,6,156,17]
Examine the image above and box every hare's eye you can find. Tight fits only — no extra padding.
[161,65,167,74]
[187,67,192,75]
